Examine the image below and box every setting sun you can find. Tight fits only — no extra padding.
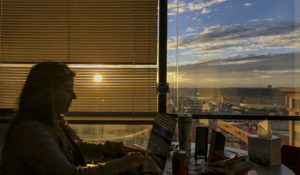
[93,75,103,82]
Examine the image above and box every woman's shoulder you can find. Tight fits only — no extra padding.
[3,121,56,154]
[11,120,53,137]
[15,120,44,130]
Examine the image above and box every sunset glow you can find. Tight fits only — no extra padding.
[93,75,103,82]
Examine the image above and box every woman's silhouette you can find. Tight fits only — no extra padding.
[1,62,145,175]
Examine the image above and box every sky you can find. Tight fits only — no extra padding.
[167,0,300,88]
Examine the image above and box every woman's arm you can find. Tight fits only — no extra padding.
[77,140,124,161]
[60,118,126,160]
[61,119,145,161]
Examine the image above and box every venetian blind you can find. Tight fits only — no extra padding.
[0,0,157,63]
[0,0,158,112]
[0,64,157,112]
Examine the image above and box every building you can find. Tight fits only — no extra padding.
[280,88,300,146]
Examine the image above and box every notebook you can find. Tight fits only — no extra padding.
[121,113,177,175]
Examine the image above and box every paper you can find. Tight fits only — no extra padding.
[257,120,272,139]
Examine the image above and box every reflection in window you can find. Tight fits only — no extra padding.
[70,124,152,148]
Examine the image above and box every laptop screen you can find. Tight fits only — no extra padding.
[146,113,177,171]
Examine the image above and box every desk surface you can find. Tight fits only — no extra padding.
[163,161,294,175]
[247,164,294,175]
[162,144,295,175]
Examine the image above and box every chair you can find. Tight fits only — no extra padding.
[281,144,300,175]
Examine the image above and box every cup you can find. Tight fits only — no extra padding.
[172,150,188,175]
[178,113,192,153]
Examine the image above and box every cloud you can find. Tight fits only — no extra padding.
[168,1,187,16]
[167,72,191,83]
[168,0,178,9]
[252,69,300,74]
[210,58,262,66]
[247,18,275,23]
[168,21,300,58]
[167,52,300,87]
[169,19,174,23]
[185,27,196,32]
[168,0,227,16]
[244,3,252,7]
[201,8,212,14]
[182,49,224,57]
[259,75,272,79]
[187,0,227,11]
[248,19,259,23]
[168,12,176,16]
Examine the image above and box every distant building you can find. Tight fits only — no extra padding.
[280,88,300,146]
[202,103,213,112]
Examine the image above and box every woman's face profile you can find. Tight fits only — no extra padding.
[54,78,77,115]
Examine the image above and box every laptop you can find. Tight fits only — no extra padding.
[121,113,177,175]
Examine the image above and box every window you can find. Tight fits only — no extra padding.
[167,0,300,148]
[0,0,158,113]
[167,0,299,116]
[70,124,152,148]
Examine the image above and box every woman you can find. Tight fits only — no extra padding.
[1,62,145,175]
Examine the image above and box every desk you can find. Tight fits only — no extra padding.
[162,144,295,175]
[163,161,294,175]
[247,164,294,175]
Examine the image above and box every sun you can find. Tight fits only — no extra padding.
[93,75,103,82]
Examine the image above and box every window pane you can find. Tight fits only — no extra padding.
[171,119,292,151]
[167,0,300,116]
[70,124,152,148]
[0,119,297,153]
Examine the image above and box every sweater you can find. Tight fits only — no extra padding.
[1,121,134,175]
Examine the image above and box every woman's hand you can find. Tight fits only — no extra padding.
[126,152,146,168]
[122,144,146,156]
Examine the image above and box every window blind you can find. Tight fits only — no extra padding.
[0,64,157,112]
[0,0,157,64]
[70,66,157,112]
[0,0,158,112]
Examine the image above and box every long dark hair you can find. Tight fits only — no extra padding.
[5,62,75,138]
